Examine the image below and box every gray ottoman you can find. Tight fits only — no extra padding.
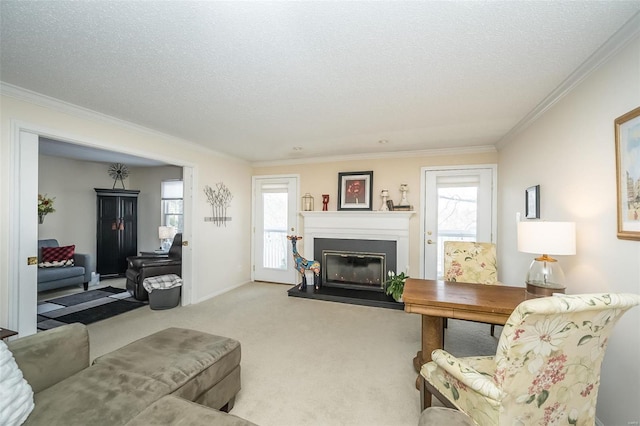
[92,327,241,412]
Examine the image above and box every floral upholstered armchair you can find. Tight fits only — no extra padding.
[420,293,640,426]
[443,241,498,284]
[443,241,499,335]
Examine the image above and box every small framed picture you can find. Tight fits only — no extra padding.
[525,185,540,219]
[338,171,373,211]
[615,106,640,240]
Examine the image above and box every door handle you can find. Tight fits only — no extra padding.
[182,241,189,246]
[427,239,434,244]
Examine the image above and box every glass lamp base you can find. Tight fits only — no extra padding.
[525,257,566,297]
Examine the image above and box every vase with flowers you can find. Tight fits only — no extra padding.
[38,194,55,224]
[385,270,408,303]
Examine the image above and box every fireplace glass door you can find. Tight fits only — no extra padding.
[323,250,386,291]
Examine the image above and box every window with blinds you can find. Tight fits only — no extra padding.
[162,180,183,232]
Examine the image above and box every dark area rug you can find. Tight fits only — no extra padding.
[42,286,124,306]
[37,286,147,330]
[52,299,146,325]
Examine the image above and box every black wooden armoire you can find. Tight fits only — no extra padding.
[95,188,140,277]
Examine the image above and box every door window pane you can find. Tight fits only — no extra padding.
[262,192,288,269]
[162,180,183,232]
[436,185,478,278]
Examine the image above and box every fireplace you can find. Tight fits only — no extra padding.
[314,238,397,291]
[290,211,414,309]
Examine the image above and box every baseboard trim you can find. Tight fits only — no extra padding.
[193,280,251,304]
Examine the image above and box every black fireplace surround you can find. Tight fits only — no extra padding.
[286,237,402,309]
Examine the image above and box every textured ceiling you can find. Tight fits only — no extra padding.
[1,1,639,163]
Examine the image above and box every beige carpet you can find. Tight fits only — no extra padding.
[87,281,500,426]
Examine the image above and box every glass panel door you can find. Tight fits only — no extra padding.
[253,176,298,284]
[423,167,495,279]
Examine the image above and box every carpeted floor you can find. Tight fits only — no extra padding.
[37,286,147,330]
[83,281,501,426]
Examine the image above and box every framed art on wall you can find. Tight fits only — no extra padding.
[338,171,373,210]
[615,106,640,240]
[525,185,540,219]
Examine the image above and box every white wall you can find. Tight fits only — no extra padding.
[498,35,640,425]
[38,155,182,273]
[1,93,253,327]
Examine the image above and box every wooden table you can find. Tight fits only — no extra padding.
[403,278,528,408]
[0,327,18,341]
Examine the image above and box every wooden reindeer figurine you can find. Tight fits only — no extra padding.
[287,235,321,291]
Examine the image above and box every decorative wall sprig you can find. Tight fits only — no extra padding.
[204,182,233,226]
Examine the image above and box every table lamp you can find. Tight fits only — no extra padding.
[158,226,176,251]
[517,221,576,297]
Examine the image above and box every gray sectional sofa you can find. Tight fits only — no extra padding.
[37,239,91,292]
[7,323,256,425]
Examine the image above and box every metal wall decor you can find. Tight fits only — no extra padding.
[204,182,233,226]
[108,163,129,189]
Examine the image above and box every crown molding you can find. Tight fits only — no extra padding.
[0,82,245,162]
[496,11,640,149]
[251,145,497,168]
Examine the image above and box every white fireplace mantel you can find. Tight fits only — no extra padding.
[300,211,415,274]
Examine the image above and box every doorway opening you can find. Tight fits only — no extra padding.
[9,125,194,336]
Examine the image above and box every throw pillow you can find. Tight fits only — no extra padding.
[0,341,34,426]
[39,245,75,268]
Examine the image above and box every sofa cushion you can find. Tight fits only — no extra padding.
[37,266,85,284]
[125,395,257,426]
[25,362,172,425]
[8,323,89,394]
[39,245,75,268]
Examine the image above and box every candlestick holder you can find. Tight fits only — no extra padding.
[399,184,409,206]
[380,189,389,211]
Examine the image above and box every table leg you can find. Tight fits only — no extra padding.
[415,314,443,409]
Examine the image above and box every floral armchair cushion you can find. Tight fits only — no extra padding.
[421,293,640,426]
[443,241,497,284]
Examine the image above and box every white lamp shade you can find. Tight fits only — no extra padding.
[517,221,576,255]
[158,226,176,240]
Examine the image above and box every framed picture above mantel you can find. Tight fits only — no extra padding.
[338,171,373,211]
[615,106,640,240]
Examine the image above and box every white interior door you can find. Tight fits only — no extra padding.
[252,176,299,284]
[422,166,496,280]
[11,130,39,336]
